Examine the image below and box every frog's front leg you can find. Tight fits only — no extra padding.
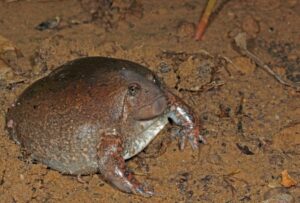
[97,130,154,197]
[166,92,206,150]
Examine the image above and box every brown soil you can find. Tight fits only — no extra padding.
[0,0,300,202]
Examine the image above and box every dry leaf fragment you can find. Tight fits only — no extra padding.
[281,170,297,188]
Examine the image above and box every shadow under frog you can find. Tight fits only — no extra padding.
[6,57,205,197]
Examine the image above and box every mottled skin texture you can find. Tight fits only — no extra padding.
[6,57,204,196]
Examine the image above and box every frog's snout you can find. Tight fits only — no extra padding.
[152,95,168,115]
[134,95,167,120]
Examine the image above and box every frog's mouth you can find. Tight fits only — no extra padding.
[134,95,168,120]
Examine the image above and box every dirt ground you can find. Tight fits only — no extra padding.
[0,0,299,202]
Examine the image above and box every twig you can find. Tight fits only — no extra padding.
[195,0,231,41]
[219,56,234,76]
[234,33,300,91]
[179,81,225,93]
[223,177,237,199]
[195,0,217,41]
[209,0,231,23]
[244,50,292,86]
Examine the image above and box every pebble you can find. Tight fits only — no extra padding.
[35,17,60,31]
[242,15,260,37]
[263,188,296,203]
[229,57,256,75]
[176,21,195,38]
[159,62,171,73]
[263,193,295,203]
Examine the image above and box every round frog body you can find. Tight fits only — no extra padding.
[6,57,205,196]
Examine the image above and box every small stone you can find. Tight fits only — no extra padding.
[242,15,260,37]
[229,57,256,75]
[159,62,171,73]
[263,193,295,203]
[176,21,195,38]
[35,16,60,31]
[263,188,296,203]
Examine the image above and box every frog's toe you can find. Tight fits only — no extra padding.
[178,134,186,150]
[187,131,208,150]
[199,134,207,144]
[176,129,200,150]
[187,134,199,150]
[170,128,181,138]
[134,183,154,197]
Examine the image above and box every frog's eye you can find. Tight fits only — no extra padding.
[128,83,141,96]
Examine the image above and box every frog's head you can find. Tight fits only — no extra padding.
[121,67,168,121]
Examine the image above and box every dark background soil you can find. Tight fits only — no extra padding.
[0,0,299,202]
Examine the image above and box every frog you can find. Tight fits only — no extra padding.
[6,57,205,197]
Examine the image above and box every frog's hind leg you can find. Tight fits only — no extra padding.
[97,132,154,197]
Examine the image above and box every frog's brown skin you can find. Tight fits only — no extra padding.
[6,57,204,197]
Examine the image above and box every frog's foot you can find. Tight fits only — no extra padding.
[172,127,206,150]
[97,133,154,197]
[167,91,207,150]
